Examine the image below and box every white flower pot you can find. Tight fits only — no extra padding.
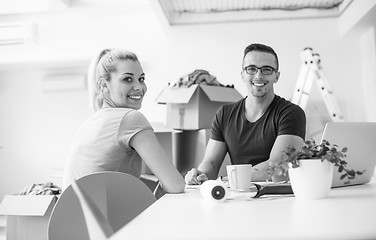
[288,159,333,200]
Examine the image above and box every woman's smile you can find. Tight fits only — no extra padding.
[127,94,143,100]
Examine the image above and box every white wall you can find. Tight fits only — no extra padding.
[0,2,375,198]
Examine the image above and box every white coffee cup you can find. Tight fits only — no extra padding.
[226,164,253,191]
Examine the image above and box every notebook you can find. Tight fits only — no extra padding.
[320,122,376,188]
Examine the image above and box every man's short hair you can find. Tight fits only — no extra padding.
[243,43,279,71]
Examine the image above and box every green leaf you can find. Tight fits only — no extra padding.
[340,173,347,180]
[348,170,356,177]
[340,160,347,165]
[356,171,365,175]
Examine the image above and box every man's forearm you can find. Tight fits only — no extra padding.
[253,160,289,182]
[198,160,220,180]
[252,161,271,181]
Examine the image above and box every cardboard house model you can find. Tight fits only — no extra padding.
[157,84,243,130]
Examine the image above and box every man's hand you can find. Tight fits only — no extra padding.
[185,168,208,185]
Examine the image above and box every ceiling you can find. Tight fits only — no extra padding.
[152,0,353,25]
[0,0,353,25]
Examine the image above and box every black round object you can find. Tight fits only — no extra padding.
[211,185,226,200]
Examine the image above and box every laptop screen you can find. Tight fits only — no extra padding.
[320,122,376,188]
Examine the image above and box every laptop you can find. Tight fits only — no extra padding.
[320,122,376,188]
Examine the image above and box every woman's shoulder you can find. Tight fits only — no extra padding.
[94,108,150,125]
[122,108,147,119]
[97,107,141,117]
[120,109,151,126]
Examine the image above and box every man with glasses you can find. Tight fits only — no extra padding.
[185,43,306,184]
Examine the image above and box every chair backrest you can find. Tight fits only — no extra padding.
[48,171,156,240]
[71,180,114,240]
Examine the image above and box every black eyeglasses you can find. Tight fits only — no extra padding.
[243,65,277,75]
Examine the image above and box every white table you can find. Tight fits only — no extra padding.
[110,183,376,240]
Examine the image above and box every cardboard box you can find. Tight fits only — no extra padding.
[171,129,231,176]
[0,195,58,240]
[157,84,242,130]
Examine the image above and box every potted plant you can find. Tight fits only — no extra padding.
[268,139,364,200]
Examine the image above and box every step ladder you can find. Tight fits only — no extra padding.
[291,47,344,122]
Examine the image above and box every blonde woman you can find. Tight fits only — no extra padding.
[63,49,185,194]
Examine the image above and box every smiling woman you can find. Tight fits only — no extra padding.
[87,49,144,111]
[62,48,185,195]
[97,50,146,110]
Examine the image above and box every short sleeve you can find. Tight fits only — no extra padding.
[211,106,225,142]
[117,110,153,146]
[278,104,306,139]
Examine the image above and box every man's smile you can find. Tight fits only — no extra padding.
[251,81,267,87]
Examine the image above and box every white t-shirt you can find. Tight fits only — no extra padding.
[62,108,153,189]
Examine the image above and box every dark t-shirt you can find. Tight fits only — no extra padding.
[211,95,306,166]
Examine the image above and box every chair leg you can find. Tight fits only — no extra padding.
[153,182,166,200]
[140,176,166,199]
